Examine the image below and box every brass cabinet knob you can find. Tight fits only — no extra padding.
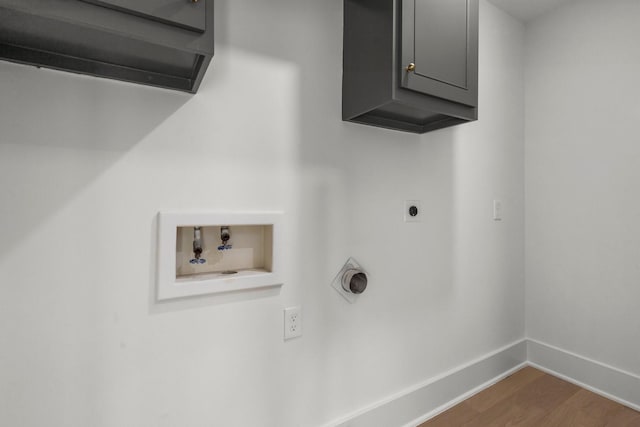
[191,0,199,3]
[406,63,416,72]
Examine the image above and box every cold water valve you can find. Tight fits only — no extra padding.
[218,226,232,250]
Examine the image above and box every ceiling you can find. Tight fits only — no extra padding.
[487,0,573,22]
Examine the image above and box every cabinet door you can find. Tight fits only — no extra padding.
[401,0,478,107]
[79,0,206,33]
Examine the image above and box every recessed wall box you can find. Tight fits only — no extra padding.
[157,212,283,300]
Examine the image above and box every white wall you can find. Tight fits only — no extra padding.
[525,0,640,375]
[0,1,525,426]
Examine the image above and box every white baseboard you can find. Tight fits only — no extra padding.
[320,338,640,427]
[401,360,527,427]
[527,339,640,412]
[322,339,528,427]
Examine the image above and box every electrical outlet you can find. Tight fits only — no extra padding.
[284,306,302,340]
[404,200,422,222]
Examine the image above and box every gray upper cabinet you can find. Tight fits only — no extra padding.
[0,0,214,93]
[343,0,479,134]
[79,0,206,33]
[401,0,478,107]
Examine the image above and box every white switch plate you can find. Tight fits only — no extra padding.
[404,200,422,222]
[284,306,302,340]
[493,200,502,221]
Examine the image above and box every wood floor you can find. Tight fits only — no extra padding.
[418,367,640,426]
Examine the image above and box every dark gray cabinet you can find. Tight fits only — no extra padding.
[79,0,206,33]
[343,0,478,134]
[0,0,214,93]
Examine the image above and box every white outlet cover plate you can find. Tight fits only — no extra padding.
[404,200,422,222]
[156,211,284,301]
[284,306,302,340]
[330,257,365,304]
